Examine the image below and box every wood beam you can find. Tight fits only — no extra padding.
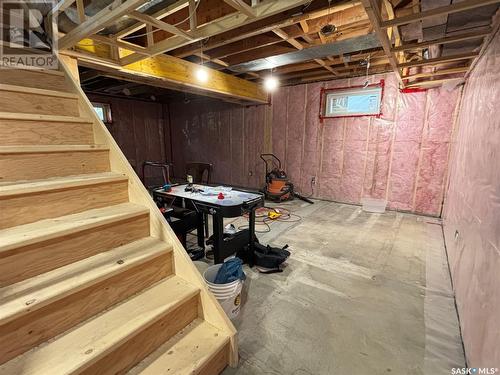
[59,0,149,50]
[381,0,500,28]
[296,64,391,83]
[89,34,150,55]
[171,1,361,58]
[397,52,479,68]
[146,24,154,47]
[128,11,195,40]
[48,0,76,17]
[79,70,102,83]
[382,0,403,63]
[114,0,189,39]
[76,0,86,23]
[404,77,464,88]
[206,34,283,59]
[299,20,309,33]
[189,0,197,30]
[223,0,256,17]
[120,0,334,66]
[360,0,402,83]
[272,28,338,76]
[77,53,267,103]
[391,29,492,52]
[401,66,470,80]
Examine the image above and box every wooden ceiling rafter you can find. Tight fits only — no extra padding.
[119,0,315,66]
[381,0,500,29]
[360,0,403,84]
[114,0,190,39]
[272,28,339,77]
[170,1,362,58]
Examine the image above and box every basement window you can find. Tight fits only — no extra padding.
[92,102,112,124]
[320,81,383,119]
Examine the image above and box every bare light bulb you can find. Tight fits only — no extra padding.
[264,76,279,92]
[195,66,209,83]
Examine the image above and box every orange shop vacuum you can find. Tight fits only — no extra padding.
[260,153,313,204]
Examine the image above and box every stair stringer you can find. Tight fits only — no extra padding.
[58,55,239,368]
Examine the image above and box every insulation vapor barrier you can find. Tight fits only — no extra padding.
[272,73,460,217]
[169,72,460,217]
[443,27,500,367]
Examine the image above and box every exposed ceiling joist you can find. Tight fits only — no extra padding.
[391,28,492,52]
[223,0,256,18]
[59,0,149,50]
[360,0,402,84]
[397,52,479,68]
[49,0,76,17]
[114,0,189,39]
[404,77,464,88]
[188,0,197,30]
[381,0,500,28]
[401,66,470,80]
[128,10,195,40]
[170,1,362,58]
[120,0,314,66]
[89,34,150,55]
[272,28,338,76]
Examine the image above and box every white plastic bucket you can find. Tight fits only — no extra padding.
[203,264,243,319]
[361,197,387,213]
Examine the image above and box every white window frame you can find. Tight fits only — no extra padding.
[320,82,383,119]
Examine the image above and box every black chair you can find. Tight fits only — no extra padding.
[142,161,203,251]
[186,162,213,236]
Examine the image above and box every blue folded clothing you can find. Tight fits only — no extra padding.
[214,257,246,284]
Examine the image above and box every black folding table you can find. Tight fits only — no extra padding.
[153,184,264,263]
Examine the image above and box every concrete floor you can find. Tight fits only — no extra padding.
[193,200,465,375]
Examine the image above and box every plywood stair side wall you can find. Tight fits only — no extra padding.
[58,56,239,367]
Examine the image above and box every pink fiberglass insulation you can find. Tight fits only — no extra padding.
[271,72,460,216]
[443,27,500,367]
[168,71,459,216]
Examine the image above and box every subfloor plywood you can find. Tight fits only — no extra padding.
[192,200,465,374]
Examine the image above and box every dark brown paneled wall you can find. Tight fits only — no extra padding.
[87,94,171,185]
[168,99,271,188]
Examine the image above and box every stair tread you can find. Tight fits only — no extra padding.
[128,319,229,375]
[0,276,200,375]
[0,172,127,195]
[0,112,92,123]
[0,237,172,325]
[0,84,79,99]
[0,203,149,253]
[0,145,108,154]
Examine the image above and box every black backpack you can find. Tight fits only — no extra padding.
[238,242,290,273]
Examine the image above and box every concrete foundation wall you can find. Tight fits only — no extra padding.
[443,27,500,367]
[168,73,460,216]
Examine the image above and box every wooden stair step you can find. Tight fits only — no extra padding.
[0,112,94,146]
[128,319,229,375]
[0,237,174,364]
[0,203,150,286]
[0,145,110,182]
[0,276,200,375]
[0,84,79,116]
[0,69,70,92]
[0,172,129,229]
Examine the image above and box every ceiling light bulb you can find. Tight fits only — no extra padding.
[195,66,209,83]
[264,76,279,92]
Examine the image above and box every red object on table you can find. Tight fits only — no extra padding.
[218,192,225,200]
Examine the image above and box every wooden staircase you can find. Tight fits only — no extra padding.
[0,59,237,374]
